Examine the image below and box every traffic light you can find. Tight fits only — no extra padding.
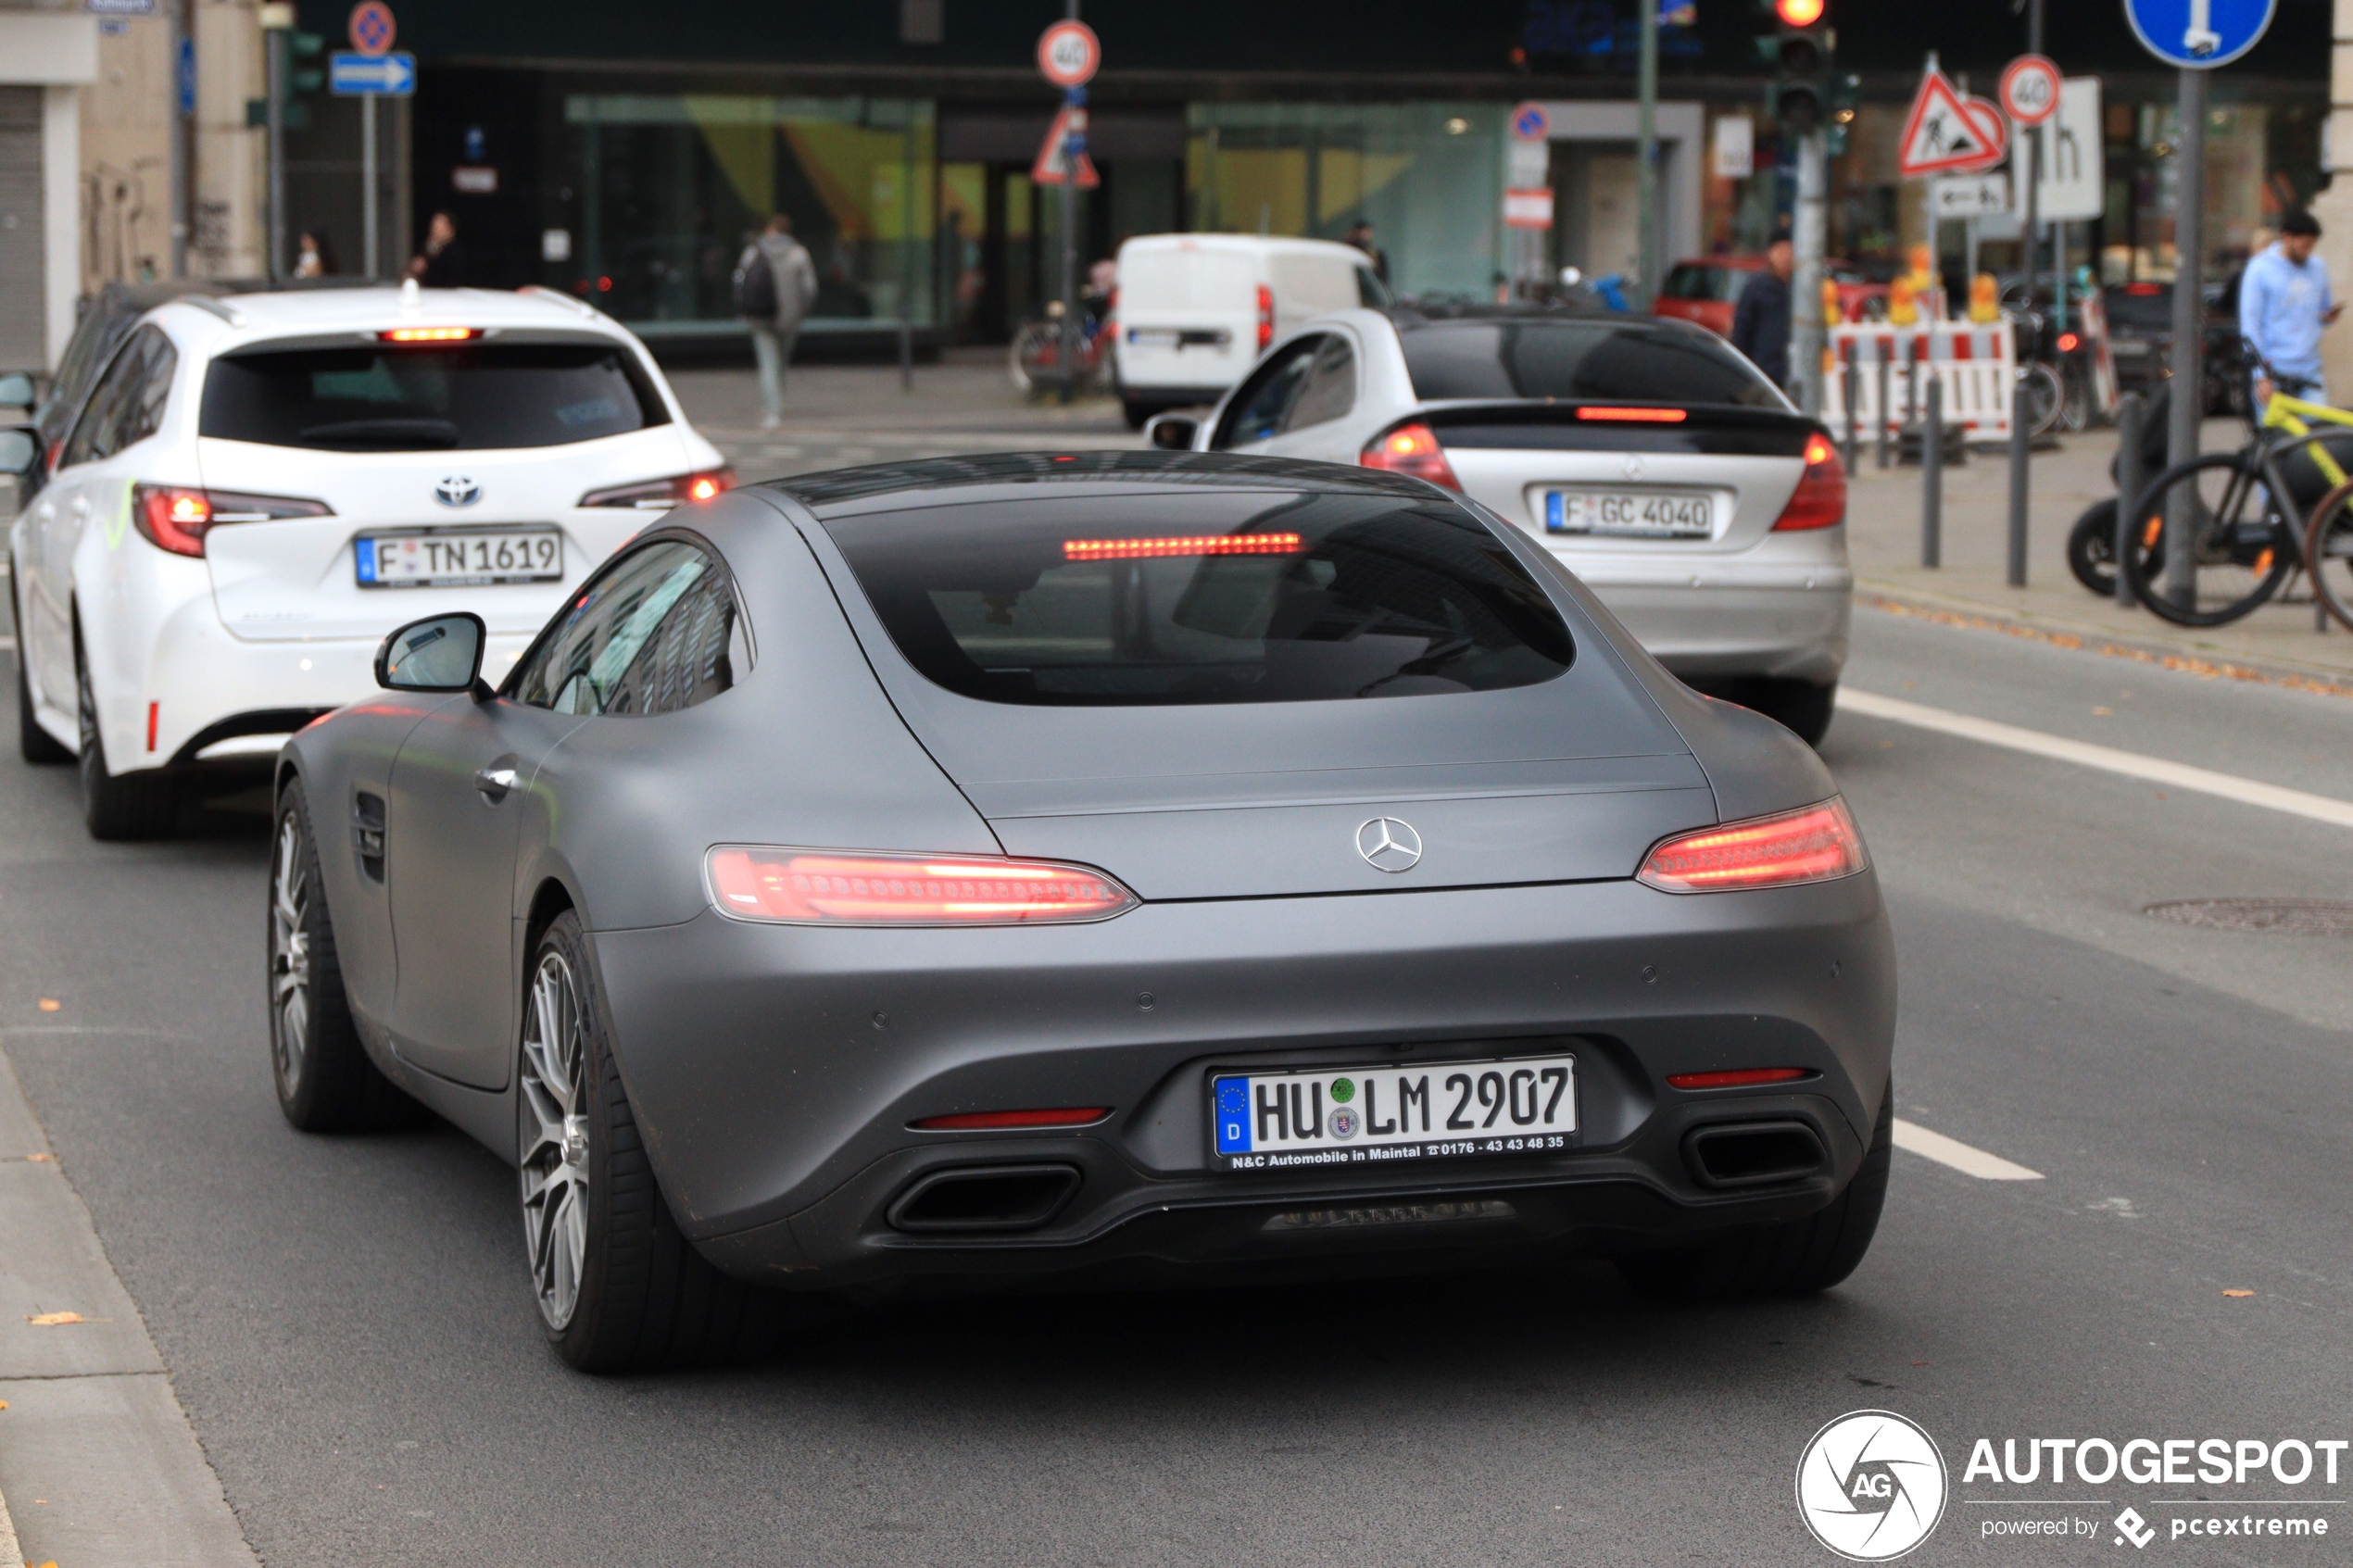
[1826,70,1861,155]
[1757,0,1831,135]
[245,30,325,131]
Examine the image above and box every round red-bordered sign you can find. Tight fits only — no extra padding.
[1998,54,2060,127]
[348,0,396,56]
[1037,19,1100,88]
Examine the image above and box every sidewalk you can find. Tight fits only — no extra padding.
[0,1039,257,1568]
[1843,419,2353,696]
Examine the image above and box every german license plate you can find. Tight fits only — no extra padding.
[1211,1055,1576,1172]
[1545,489,1715,539]
[356,529,562,588]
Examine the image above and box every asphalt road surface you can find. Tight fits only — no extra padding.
[6,472,2352,1563]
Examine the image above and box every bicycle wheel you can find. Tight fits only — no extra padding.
[2064,498,2165,597]
[1008,323,1059,393]
[2304,478,2353,633]
[2120,453,2297,627]
[2023,362,2066,438]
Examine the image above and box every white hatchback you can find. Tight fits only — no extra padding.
[5,282,729,837]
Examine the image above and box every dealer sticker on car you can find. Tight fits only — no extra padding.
[1212,1055,1576,1170]
[357,529,564,588]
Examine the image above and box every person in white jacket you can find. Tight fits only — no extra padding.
[736,215,820,429]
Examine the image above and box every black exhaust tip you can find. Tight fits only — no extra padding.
[887,1164,1083,1234]
[1682,1121,1829,1189]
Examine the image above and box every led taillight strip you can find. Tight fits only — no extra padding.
[1576,407,1688,422]
[706,847,1139,926]
[1063,533,1302,560]
[1638,799,1868,894]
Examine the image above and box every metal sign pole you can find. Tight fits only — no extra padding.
[266,25,287,282]
[363,94,379,280]
[1637,0,1660,309]
[2006,0,2045,588]
[1790,129,1828,417]
[2164,66,2207,611]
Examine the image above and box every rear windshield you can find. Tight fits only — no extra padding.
[1118,249,1256,312]
[1661,264,1748,303]
[826,490,1574,707]
[199,341,667,451]
[1400,319,1785,408]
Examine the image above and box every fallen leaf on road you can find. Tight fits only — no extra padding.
[36,997,60,1011]
[27,1311,83,1325]
[2222,1289,2255,1298]
[28,1151,55,1161]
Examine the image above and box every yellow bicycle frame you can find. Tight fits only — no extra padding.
[2260,391,2353,492]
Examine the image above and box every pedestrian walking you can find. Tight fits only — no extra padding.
[1344,220,1390,286]
[1730,235,1795,390]
[2242,209,2343,410]
[736,214,819,430]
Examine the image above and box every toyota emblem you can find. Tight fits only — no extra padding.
[434,475,481,508]
[1355,817,1423,873]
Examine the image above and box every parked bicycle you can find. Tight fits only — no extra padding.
[1009,299,1110,395]
[2118,372,2353,627]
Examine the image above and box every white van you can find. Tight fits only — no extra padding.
[1112,234,1390,427]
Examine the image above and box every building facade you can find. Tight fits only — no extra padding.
[308,0,2317,349]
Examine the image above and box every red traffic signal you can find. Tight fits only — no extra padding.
[1775,0,1826,24]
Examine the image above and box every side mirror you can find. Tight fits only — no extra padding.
[0,372,33,408]
[375,612,486,695]
[0,427,36,479]
[1143,412,1200,451]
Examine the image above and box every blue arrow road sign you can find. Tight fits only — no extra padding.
[329,51,415,96]
[2122,0,2277,69]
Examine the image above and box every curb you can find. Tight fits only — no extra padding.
[0,1480,20,1568]
[1855,583,2353,700]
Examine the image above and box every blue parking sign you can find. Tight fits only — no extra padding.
[2122,0,2277,69]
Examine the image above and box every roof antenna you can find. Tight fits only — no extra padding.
[399,277,421,308]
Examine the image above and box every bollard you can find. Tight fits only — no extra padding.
[899,319,913,393]
[2114,392,2144,609]
[1875,350,1892,470]
[1922,376,1943,568]
[1905,333,1920,441]
[1843,348,1860,475]
[2007,373,2031,587]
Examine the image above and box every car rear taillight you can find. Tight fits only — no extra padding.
[379,326,481,343]
[912,1108,1112,1131]
[1255,283,1274,350]
[1665,1068,1810,1090]
[132,484,333,558]
[1638,798,1868,894]
[2056,332,2080,353]
[705,847,1139,926]
[1770,433,1845,532]
[577,468,736,508]
[1577,406,1688,423]
[1359,421,1460,489]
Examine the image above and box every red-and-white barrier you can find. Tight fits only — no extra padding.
[1821,321,2016,445]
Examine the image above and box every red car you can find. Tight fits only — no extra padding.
[1656,257,1887,336]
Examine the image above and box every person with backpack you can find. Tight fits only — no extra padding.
[735,214,819,430]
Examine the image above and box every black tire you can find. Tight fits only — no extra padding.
[13,578,69,764]
[1742,678,1837,748]
[1617,1085,1894,1302]
[2120,452,2297,628]
[2064,498,2167,598]
[2305,478,2353,634]
[2022,362,2066,438]
[520,911,780,1373]
[270,783,409,1132]
[75,628,175,839]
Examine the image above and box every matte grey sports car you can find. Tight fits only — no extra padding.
[269,450,1896,1372]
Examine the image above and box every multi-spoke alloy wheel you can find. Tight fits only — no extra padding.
[520,949,591,1332]
[270,810,313,1100]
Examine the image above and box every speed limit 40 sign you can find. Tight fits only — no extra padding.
[1037,19,1100,88]
[1999,54,2060,127]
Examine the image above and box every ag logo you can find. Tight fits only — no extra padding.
[1794,1410,1947,1562]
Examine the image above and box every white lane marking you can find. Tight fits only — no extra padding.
[0,633,13,654]
[1894,1117,2044,1180]
[1842,688,2353,831]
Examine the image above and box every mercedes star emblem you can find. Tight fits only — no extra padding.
[1355,817,1423,873]
[434,475,482,508]
[1622,454,1646,479]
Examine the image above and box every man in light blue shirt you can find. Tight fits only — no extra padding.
[2241,208,2342,409]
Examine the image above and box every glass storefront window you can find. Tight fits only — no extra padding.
[559,95,937,332]
[1183,103,1504,302]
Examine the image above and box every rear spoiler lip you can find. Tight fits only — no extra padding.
[1410,399,1819,433]
[1402,401,1826,457]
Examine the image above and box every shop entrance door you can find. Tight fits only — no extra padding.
[1552,141,1644,285]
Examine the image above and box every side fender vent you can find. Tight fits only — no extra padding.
[352,791,386,883]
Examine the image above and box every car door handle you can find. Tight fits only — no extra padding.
[473,765,519,803]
